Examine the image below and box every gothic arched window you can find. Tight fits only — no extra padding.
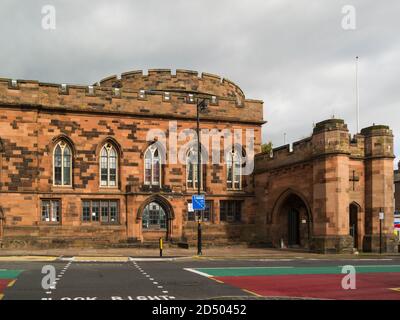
[54,141,72,186]
[144,144,161,186]
[226,150,242,190]
[142,202,167,229]
[100,143,118,187]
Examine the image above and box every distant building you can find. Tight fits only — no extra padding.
[395,162,400,213]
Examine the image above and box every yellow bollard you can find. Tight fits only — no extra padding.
[159,237,163,257]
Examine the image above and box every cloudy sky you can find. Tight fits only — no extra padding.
[1,0,399,166]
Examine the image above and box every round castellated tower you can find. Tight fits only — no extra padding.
[96,69,246,102]
[311,119,350,157]
[361,124,396,252]
[361,124,394,159]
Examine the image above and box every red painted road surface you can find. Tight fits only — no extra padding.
[215,273,400,300]
[0,279,12,294]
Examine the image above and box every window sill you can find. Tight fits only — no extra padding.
[186,189,205,193]
[186,221,213,224]
[39,222,61,226]
[81,221,120,225]
[219,221,243,224]
[99,186,120,190]
[142,228,167,232]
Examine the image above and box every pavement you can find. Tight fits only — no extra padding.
[0,246,398,261]
[0,248,400,300]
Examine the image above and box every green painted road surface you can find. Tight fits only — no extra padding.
[194,265,400,277]
[0,270,23,279]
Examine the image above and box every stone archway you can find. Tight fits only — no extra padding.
[137,195,174,241]
[271,190,312,249]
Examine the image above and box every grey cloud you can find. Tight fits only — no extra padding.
[0,0,399,166]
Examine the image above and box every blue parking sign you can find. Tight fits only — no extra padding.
[192,194,205,210]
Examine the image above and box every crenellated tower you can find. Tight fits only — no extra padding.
[311,119,353,252]
[362,125,397,252]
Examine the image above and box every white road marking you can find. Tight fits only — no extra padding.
[249,259,295,262]
[42,261,73,298]
[183,268,212,277]
[129,257,186,262]
[133,262,174,300]
[194,266,294,270]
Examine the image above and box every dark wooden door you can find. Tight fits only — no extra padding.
[288,208,300,246]
[349,205,358,248]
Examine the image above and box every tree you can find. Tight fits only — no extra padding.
[261,142,273,154]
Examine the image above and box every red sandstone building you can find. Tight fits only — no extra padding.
[0,69,397,253]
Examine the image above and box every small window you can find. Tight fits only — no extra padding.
[82,200,119,224]
[82,201,91,222]
[220,200,242,222]
[41,200,61,223]
[187,200,213,222]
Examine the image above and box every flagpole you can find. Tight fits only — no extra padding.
[356,56,360,133]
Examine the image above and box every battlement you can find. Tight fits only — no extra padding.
[255,136,313,172]
[360,124,391,136]
[0,71,264,124]
[97,69,246,101]
[255,119,394,172]
[312,118,348,134]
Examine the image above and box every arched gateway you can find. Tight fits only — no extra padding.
[271,190,312,248]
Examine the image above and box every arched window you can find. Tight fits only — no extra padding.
[54,141,72,186]
[142,202,167,229]
[226,150,242,190]
[186,147,202,189]
[100,143,118,187]
[144,144,161,186]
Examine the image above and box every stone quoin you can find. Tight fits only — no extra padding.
[0,69,396,253]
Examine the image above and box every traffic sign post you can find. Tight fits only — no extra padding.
[379,209,384,254]
[192,194,205,211]
[192,194,205,256]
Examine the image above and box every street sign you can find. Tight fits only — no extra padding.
[187,203,194,212]
[379,212,385,220]
[192,194,205,211]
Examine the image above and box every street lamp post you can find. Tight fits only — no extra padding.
[144,89,210,255]
[196,98,208,256]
